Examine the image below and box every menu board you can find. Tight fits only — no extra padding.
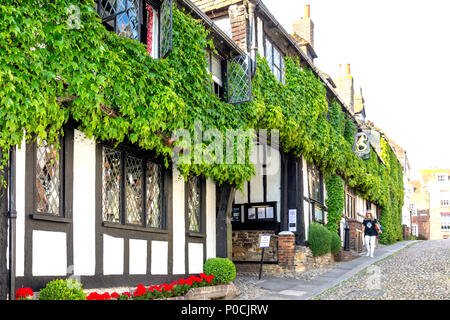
[257,207,266,219]
[248,207,256,220]
[232,207,241,222]
[265,207,274,219]
[288,209,297,232]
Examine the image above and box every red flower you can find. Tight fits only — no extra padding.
[163,284,173,291]
[178,278,185,285]
[122,292,131,298]
[111,292,119,299]
[171,280,178,286]
[134,284,147,297]
[16,287,34,299]
[199,273,207,279]
[185,280,193,286]
[205,275,214,283]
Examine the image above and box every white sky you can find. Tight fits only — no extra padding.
[263,0,450,171]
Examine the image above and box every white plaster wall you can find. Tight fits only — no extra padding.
[32,230,67,276]
[151,240,168,275]
[249,170,264,203]
[266,147,281,222]
[129,239,147,275]
[206,179,216,259]
[15,138,26,276]
[103,234,124,275]
[234,183,248,204]
[188,242,204,274]
[73,130,96,275]
[172,166,185,274]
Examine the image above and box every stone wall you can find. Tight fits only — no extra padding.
[232,230,278,262]
[234,231,335,276]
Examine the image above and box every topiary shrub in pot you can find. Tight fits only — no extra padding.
[308,222,332,257]
[203,258,236,284]
[39,279,86,300]
[330,231,342,255]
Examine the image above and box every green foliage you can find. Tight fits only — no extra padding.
[330,231,342,255]
[251,56,404,244]
[203,258,236,284]
[325,174,345,231]
[38,279,86,300]
[0,0,256,187]
[0,0,404,241]
[308,223,332,257]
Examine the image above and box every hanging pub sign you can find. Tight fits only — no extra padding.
[353,132,370,160]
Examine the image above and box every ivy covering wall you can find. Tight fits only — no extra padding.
[0,0,403,243]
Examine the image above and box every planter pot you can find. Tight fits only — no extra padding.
[166,283,240,300]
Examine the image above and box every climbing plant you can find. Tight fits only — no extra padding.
[0,0,404,242]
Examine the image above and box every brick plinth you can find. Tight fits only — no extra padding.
[277,232,295,266]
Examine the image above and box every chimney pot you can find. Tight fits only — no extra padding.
[345,63,351,75]
[304,5,310,18]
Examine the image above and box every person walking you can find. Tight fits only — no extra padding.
[362,210,382,258]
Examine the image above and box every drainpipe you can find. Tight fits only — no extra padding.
[7,148,16,300]
[248,0,260,77]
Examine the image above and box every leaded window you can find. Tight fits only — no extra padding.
[98,0,141,41]
[227,54,252,104]
[35,139,63,216]
[97,0,173,58]
[264,38,285,83]
[102,146,164,228]
[187,176,202,232]
[159,0,173,58]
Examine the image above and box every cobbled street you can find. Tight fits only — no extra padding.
[314,240,450,300]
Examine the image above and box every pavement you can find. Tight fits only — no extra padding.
[251,240,417,300]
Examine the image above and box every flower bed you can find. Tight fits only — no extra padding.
[86,273,217,300]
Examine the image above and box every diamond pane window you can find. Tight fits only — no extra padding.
[98,0,140,41]
[146,162,162,228]
[125,155,143,225]
[102,146,165,229]
[36,139,61,215]
[103,148,121,223]
[227,54,251,104]
[187,177,201,232]
[160,0,173,58]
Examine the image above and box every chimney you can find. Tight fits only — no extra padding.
[293,4,316,61]
[334,63,354,112]
[353,86,366,121]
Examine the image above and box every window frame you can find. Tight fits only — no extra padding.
[307,162,325,224]
[441,214,450,230]
[345,185,357,220]
[206,50,225,100]
[101,143,166,231]
[264,35,285,83]
[185,176,206,236]
[27,128,74,224]
[97,0,143,42]
[32,136,65,218]
[97,0,171,59]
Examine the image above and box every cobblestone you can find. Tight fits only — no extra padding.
[314,240,450,300]
[234,262,340,299]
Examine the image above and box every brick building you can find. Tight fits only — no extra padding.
[410,169,450,240]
